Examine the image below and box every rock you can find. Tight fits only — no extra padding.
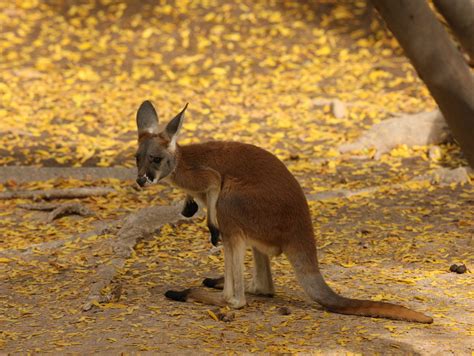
[217,310,235,322]
[278,306,292,315]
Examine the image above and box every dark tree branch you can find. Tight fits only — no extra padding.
[371,0,474,167]
[433,0,474,64]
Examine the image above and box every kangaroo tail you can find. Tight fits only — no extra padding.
[285,246,433,324]
[165,287,227,307]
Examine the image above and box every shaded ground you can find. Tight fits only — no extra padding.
[1,0,473,354]
[0,176,473,354]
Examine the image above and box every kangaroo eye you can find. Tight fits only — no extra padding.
[152,156,162,164]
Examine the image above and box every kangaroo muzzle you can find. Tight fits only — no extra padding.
[136,176,148,187]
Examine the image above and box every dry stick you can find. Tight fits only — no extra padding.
[0,187,115,200]
[82,204,185,311]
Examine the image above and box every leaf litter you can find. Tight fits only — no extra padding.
[0,0,473,354]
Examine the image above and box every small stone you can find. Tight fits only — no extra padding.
[278,306,292,315]
[428,145,442,161]
[331,99,346,119]
[449,264,458,272]
[217,311,235,322]
[455,264,467,274]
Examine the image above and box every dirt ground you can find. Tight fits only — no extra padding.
[0,170,473,354]
[1,0,473,354]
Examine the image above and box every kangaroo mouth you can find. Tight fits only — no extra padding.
[136,173,161,187]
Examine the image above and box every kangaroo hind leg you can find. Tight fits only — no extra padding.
[203,248,274,297]
[247,247,274,297]
[165,233,246,309]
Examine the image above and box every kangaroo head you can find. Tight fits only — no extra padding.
[135,100,187,187]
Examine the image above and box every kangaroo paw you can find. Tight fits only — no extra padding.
[181,199,198,217]
[202,277,224,289]
[208,224,220,246]
[164,289,191,302]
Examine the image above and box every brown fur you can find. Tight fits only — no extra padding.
[135,101,433,323]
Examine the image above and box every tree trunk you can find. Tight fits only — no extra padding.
[433,0,474,63]
[371,0,474,167]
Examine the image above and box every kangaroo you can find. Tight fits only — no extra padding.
[134,100,433,323]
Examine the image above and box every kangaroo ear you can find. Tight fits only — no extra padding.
[136,100,159,136]
[165,103,188,151]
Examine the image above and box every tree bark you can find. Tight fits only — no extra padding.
[433,0,474,63]
[371,0,474,167]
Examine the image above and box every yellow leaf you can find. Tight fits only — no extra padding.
[339,261,356,268]
[102,303,127,309]
[211,67,227,76]
[316,46,331,56]
[207,309,219,321]
[142,28,154,39]
[77,67,100,82]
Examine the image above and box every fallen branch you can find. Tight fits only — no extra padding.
[0,187,115,200]
[82,204,185,311]
[308,166,471,201]
[47,203,94,222]
[18,202,94,221]
[18,202,62,211]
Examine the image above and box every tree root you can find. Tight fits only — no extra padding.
[82,204,186,311]
[0,187,115,200]
[339,110,451,159]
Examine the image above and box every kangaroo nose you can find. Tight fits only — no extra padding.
[136,176,147,187]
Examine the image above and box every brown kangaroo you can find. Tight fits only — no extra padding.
[134,100,433,323]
